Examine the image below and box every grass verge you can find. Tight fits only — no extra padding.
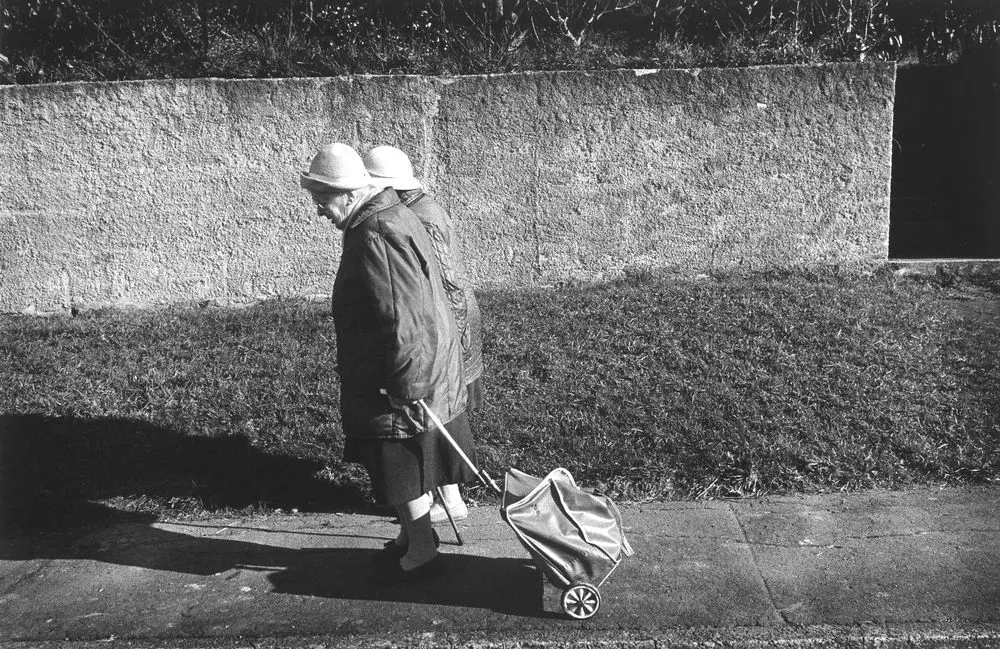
[1,268,998,530]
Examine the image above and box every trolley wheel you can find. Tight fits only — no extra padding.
[561,582,601,620]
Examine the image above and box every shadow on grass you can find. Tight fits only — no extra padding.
[0,413,369,534]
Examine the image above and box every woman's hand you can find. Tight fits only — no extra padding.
[387,394,416,410]
[381,389,416,411]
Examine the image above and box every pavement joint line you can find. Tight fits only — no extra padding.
[726,501,787,626]
[737,527,997,550]
[741,541,847,550]
[842,529,1000,538]
[0,558,55,598]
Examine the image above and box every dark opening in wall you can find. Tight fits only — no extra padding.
[889,56,1000,259]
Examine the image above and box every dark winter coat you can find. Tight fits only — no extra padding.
[399,189,484,385]
[332,188,466,440]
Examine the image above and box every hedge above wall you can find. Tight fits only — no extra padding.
[0,63,895,313]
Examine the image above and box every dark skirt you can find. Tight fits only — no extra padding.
[344,411,478,507]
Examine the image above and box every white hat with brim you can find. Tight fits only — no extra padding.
[368,172,421,191]
[300,171,372,193]
[301,143,375,193]
[363,146,422,191]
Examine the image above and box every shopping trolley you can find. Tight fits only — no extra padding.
[419,399,633,619]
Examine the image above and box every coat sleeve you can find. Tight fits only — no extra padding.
[357,228,437,401]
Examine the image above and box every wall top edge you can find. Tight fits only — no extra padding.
[0,61,895,92]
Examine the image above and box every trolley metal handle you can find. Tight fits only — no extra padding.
[379,389,502,495]
[416,398,503,495]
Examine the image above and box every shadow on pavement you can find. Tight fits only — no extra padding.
[0,501,543,616]
[0,413,369,534]
[0,414,545,616]
[268,549,544,615]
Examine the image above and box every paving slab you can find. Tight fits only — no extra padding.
[735,490,1000,626]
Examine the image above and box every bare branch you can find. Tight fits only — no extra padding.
[528,0,637,47]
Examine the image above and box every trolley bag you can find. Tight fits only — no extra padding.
[416,399,633,620]
[502,466,633,619]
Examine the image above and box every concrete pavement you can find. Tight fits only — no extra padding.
[1,487,999,648]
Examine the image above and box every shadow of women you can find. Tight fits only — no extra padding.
[0,414,551,617]
[268,548,544,616]
[0,509,546,618]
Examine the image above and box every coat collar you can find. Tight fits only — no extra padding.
[344,188,401,230]
[397,188,425,208]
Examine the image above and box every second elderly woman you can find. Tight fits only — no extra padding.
[362,145,484,526]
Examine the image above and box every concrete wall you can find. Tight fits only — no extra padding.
[0,63,895,313]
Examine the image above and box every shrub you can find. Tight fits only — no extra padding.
[0,0,998,83]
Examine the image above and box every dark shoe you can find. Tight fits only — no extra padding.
[374,529,440,564]
[372,553,445,586]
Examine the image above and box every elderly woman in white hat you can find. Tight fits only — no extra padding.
[300,143,473,583]
[363,145,485,529]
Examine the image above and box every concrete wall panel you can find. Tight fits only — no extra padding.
[0,64,894,313]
